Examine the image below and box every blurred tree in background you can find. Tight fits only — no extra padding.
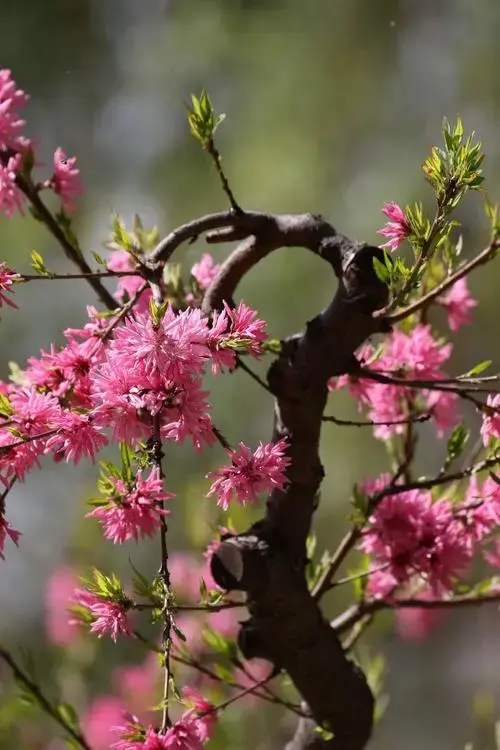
[2,2,500,749]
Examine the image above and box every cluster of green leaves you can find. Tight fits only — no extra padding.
[186,90,225,148]
[373,118,489,308]
[88,443,141,509]
[70,568,132,628]
[109,214,159,257]
[423,118,484,210]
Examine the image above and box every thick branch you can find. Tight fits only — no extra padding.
[206,214,390,750]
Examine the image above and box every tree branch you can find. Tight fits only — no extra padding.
[203,214,390,749]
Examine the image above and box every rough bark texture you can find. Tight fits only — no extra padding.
[152,210,389,750]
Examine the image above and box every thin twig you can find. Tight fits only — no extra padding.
[13,171,117,311]
[384,239,500,324]
[205,138,242,214]
[235,355,274,395]
[333,590,500,636]
[19,270,140,282]
[358,367,500,395]
[133,630,304,715]
[322,412,431,428]
[212,425,233,451]
[0,646,91,750]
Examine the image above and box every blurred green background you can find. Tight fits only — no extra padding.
[1,1,500,748]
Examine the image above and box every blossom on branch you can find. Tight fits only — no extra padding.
[45,410,108,464]
[0,153,25,217]
[207,438,290,510]
[71,587,132,642]
[0,513,20,560]
[360,480,472,594]
[0,69,29,151]
[480,394,500,446]
[191,253,220,290]
[86,467,173,544]
[331,324,458,440]
[51,147,83,213]
[438,277,477,332]
[0,263,19,308]
[378,202,411,251]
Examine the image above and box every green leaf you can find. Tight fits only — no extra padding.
[92,251,106,266]
[444,423,469,470]
[465,360,492,377]
[172,622,186,642]
[186,90,226,147]
[57,702,79,730]
[199,577,208,604]
[112,215,135,253]
[372,256,390,284]
[30,250,52,277]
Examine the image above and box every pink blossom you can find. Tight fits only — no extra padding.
[333,325,458,440]
[481,394,500,446]
[182,686,216,743]
[0,263,19,308]
[51,148,83,213]
[45,411,108,464]
[191,253,220,290]
[0,153,25,217]
[71,588,131,641]
[365,568,399,600]
[108,249,149,309]
[438,277,477,332]
[0,387,62,480]
[224,300,267,357]
[109,308,210,381]
[459,474,500,543]
[360,484,472,592]
[112,718,206,749]
[0,513,20,560]
[378,202,411,251]
[87,468,172,544]
[153,719,204,749]
[111,714,146,749]
[83,696,127,750]
[45,566,79,646]
[0,69,29,151]
[207,438,291,510]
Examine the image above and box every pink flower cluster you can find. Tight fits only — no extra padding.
[91,302,266,448]
[0,385,108,484]
[71,587,132,642]
[0,69,29,151]
[480,393,500,446]
[87,467,173,544]
[107,249,152,312]
[378,202,411,252]
[112,688,215,749]
[0,263,19,308]
[361,472,500,598]
[0,511,20,560]
[0,69,82,216]
[191,253,220,291]
[206,438,291,510]
[437,277,477,332]
[51,147,83,213]
[331,324,458,439]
